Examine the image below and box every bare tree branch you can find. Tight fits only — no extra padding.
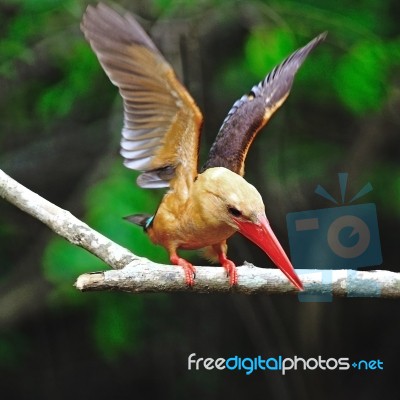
[0,168,138,269]
[75,264,400,298]
[1,168,399,298]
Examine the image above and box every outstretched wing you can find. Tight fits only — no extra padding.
[82,3,203,189]
[202,32,326,176]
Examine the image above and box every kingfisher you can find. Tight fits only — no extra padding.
[82,3,326,290]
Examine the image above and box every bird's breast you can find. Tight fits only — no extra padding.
[148,193,235,251]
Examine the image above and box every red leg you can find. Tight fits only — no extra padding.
[213,245,238,286]
[170,253,196,287]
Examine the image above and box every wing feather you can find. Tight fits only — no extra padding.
[202,32,327,176]
[81,3,203,189]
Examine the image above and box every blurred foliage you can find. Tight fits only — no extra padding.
[92,293,144,360]
[267,139,341,186]
[368,164,400,215]
[0,333,28,368]
[36,41,99,120]
[334,39,400,113]
[0,0,399,394]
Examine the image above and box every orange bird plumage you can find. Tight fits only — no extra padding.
[81,3,326,290]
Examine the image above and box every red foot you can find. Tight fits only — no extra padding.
[218,253,238,286]
[170,254,196,287]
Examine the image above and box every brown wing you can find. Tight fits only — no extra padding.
[81,3,203,189]
[202,32,327,176]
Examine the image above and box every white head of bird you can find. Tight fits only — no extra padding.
[193,167,266,230]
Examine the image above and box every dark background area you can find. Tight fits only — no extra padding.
[0,0,399,399]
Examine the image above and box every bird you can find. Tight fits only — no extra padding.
[81,3,326,290]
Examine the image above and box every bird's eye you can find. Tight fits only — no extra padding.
[228,207,242,217]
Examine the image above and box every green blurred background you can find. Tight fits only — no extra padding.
[0,0,399,398]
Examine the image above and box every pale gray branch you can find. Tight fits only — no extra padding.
[0,169,140,269]
[75,264,400,298]
[1,168,399,298]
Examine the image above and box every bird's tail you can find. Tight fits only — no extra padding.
[124,213,154,231]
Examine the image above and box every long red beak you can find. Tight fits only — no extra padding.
[235,215,303,290]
